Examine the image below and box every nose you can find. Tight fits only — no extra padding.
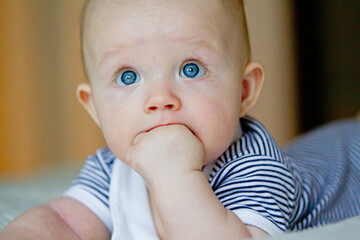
[144,85,181,114]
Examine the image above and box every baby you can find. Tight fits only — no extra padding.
[1,0,360,239]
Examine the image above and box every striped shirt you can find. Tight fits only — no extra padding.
[64,116,360,235]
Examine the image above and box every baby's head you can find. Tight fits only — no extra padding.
[77,0,264,165]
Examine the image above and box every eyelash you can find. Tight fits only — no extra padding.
[112,66,129,80]
[182,59,208,71]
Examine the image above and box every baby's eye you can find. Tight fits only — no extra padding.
[115,70,140,86]
[180,62,206,78]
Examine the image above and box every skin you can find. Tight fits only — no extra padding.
[0,0,267,239]
[82,0,248,166]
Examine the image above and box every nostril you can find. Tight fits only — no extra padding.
[147,104,174,112]
[165,104,174,109]
[148,106,158,111]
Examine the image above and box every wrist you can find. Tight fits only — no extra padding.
[147,169,206,196]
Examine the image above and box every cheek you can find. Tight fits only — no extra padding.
[92,86,145,161]
[96,101,137,162]
[189,89,242,162]
[194,79,242,129]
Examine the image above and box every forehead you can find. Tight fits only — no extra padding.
[85,0,228,31]
[82,0,246,77]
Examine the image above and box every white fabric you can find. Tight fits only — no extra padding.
[110,159,158,240]
[233,209,283,236]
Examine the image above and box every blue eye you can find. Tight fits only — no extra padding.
[115,70,140,86]
[180,62,206,78]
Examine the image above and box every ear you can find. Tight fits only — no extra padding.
[239,62,265,117]
[76,83,100,126]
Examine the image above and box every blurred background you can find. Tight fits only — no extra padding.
[0,0,359,178]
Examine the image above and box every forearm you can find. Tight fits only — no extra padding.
[0,204,80,240]
[149,171,252,240]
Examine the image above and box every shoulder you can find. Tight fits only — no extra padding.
[209,116,286,182]
[208,117,299,232]
[210,155,297,233]
[210,155,294,193]
[210,116,296,201]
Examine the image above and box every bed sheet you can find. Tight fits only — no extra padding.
[1,167,359,239]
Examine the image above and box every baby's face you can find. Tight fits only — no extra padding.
[82,0,249,164]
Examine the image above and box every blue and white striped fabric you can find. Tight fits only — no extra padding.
[210,116,360,233]
[283,118,360,230]
[64,116,360,236]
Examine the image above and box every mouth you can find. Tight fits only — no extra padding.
[145,123,197,137]
[146,123,185,132]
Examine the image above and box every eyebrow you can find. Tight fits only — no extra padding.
[177,36,220,55]
[97,35,220,70]
[97,45,128,69]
